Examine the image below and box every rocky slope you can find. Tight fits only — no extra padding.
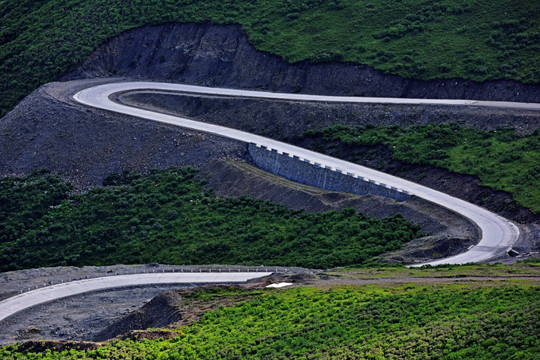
[64,22,540,103]
[0,78,535,236]
[121,91,539,223]
[0,80,480,259]
[0,79,247,189]
[1,21,538,347]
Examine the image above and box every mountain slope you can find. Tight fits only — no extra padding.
[1,0,539,116]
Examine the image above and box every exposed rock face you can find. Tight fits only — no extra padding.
[92,291,182,342]
[64,22,540,102]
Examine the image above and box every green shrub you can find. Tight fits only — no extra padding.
[301,124,540,213]
[1,0,538,118]
[2,284,537,359]
[0,168,421,271]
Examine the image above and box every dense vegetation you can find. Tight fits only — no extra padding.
[0,168,421,272]
[1,0,539,116]
[336,259,540,279]
[301,124,540,213]
[2,283,538,359]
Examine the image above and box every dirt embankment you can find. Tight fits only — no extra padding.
[63,22,540,103]
[0,80,247,189]
[121,92,540,137]
[0,80,483,263]
[121,92,539,224]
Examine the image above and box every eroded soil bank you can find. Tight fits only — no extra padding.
[120,91,539,223]
[64,22,540,103]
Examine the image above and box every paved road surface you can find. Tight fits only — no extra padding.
[114,83,540,110]
[0,272,270,323]
[73,82,523,267]
[1,82,530,327]
[1,81,527,324]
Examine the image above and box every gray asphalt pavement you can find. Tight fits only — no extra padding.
[0,81,526,325]
[0,272,271,322]
[73,82,523,267]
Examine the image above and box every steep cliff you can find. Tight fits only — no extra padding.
[64,22,540,102]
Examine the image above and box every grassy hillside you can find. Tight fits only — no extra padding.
[0,168,421,271]
[302,124,540,213]
[1,0,539,117]
[2,281,538,359]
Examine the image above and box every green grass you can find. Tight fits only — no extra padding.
[0,168,421,272]
[1,0,539,117]
[2,283,538,359]
[332,259,540,278]
[302,123,540,213]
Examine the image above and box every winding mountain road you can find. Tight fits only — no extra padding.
[0,81,531,324]
[74,82,528,267]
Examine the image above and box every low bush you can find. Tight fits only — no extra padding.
[302,124,540,213]
[2,284,537,359]
[0,168,421,271]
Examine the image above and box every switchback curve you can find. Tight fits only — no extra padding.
[72,82,526,267]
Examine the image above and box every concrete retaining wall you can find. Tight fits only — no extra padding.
[248,143,410,201]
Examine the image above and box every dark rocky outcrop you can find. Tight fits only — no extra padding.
[64,22,540,102]
[92,291,182,342]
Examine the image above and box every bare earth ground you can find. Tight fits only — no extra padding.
[0,285,192,344]
[1,263,538,345]
[0,264,310,345]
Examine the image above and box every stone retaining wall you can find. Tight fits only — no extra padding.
[248,143,410,201]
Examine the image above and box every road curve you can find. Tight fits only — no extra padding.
[108,83,540,110]
[73,82,524,267]
[0,272,271,323]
